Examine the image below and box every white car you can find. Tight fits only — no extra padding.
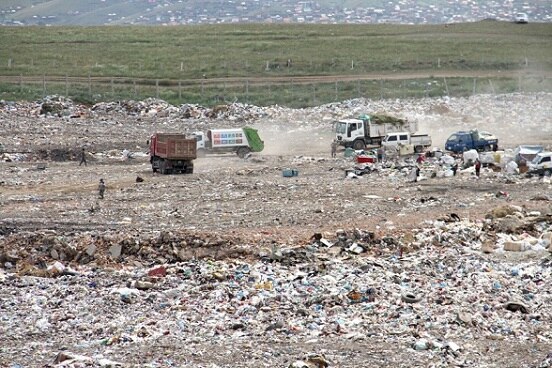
[514,12,528,24]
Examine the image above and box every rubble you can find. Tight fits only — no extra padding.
[0,93,551,367]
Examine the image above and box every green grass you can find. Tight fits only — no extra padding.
[0,21,551,107]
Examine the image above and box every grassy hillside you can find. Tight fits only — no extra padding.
[0,22,551,106]
[1,22,550,79]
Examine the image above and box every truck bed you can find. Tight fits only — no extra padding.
[152,134,197,160]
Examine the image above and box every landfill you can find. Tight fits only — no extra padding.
[1,93,551,367]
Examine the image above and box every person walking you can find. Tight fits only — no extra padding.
[475,159,481,177]
[98,179,106,199]
[79,148,87,166]
[452,162,458,176]
[331,139,338,158]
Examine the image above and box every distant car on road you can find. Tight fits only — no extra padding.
[514,12,528,23]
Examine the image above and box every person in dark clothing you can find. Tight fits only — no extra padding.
[331,140,338,158]
[475,159,481,177]
[79,148,87,166]
[452,162,458,176]
[98,179,106,199]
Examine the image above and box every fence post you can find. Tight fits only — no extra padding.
[290,79,294,102]
[443,77,449,96]
[488,79,495,94]
[351,60,354,70]
[8,59,12,68]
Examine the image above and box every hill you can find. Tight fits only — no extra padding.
[0,21,551,106]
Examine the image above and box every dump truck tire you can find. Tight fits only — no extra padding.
[352,140,365,150]
[237,147,251,158]
[159,160,168,175]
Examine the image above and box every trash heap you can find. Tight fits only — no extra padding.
[0,207,550,367]
[89,98,268,123]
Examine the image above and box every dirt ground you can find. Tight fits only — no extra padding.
[0,94,551,367]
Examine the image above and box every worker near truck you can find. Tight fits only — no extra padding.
[475,159,481,177]
[331,140,338,158]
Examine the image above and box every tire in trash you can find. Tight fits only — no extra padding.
[401,292,421,303]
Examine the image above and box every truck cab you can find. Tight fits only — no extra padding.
[335,118,366,149]
[193,131,206,149]
[528,152,552,176]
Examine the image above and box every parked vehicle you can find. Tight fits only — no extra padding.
[513,145,544,166]
[193,126,264,158]
[514,12,528,23]
[445,130,498,153]
[382,132,432,153]
[149,133,196,174]
[527,152,552,176]
[335,114,418,150]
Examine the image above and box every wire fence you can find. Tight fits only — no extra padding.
[1,74,550,108]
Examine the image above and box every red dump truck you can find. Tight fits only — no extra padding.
[149,133,196,174]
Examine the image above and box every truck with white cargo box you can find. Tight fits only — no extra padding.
[193,126,264,158]
[335,114,418,150]
[149,133,196,174]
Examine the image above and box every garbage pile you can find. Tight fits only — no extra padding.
[89,98,269,123]
[0,207,550,367]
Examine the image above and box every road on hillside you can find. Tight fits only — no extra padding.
[0,69,549,88]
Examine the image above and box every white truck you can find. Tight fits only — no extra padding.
[335,114,418,150]
[527,152,552,176]
[193,126,264,158]
[382,132,432,153]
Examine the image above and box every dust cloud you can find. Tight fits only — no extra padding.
[252,93,551,155]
